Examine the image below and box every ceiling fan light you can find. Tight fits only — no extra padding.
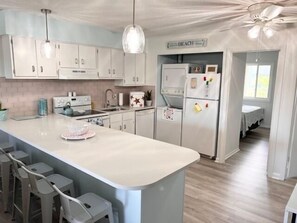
[263,27,275,38]
[122,24,145,53]
[248,25,261,39]
[40,40,56,59]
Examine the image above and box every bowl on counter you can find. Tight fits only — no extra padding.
[67,123,90,136]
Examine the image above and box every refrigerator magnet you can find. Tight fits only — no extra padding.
[190,78,197,89]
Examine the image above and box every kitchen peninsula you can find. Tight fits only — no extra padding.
[0,115,199,223]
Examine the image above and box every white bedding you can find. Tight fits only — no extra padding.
[241,105,264,137]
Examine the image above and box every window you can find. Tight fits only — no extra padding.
[243,64,272,99]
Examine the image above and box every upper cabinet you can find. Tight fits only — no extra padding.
[0,35,58,79]
[58,43,97,69]
[115,53,146,86]
[97,48,124,79]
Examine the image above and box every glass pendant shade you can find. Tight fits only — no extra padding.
[40,40,56,59]
[263,27,275,38]
[122,24,145,53]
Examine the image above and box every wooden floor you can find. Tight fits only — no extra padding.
[184,128,297,223]
[0,128,296,223]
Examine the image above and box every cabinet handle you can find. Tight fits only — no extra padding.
[124,124,126,129]
[40,66,43,73]
[32,66,35,72]
[133,77,135,82]
[75,58,78,64]
[108,69,111,74]
[113,69,115,74]
[120,125,122,131]
[81,59,85,65]
[136,77,139,82]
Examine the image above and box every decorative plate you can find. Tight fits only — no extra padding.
[61,130,96,140]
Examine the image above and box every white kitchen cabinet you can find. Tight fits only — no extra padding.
[115,53,145,86]
[58,43,97,69]
[135,109,155,139]
[97,47,124,79]
[110,111,135,134]
[0,35,58,79]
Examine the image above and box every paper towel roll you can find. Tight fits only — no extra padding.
[119,93,123,106]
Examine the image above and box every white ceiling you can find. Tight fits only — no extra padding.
[0,0,296,36]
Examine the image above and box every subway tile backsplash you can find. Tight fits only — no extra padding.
[0,78,154,117]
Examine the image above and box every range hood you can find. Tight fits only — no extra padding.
[58,68,98,80]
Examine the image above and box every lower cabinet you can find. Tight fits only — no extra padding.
[110,111,135,134]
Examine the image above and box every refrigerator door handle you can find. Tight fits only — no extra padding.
[184,77,189,97]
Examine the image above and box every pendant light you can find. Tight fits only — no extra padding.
[122,0,145,54]
[40,9,56,59]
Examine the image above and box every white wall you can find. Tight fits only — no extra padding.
[146,27,297,180]
[242,51,279,128]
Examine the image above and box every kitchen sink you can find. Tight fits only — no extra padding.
[99,107,128,112]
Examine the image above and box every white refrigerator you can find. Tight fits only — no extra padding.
[181,73,221,158]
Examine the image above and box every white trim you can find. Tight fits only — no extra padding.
[225,148,240,160]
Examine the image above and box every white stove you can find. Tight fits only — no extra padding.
[53,96,110,127]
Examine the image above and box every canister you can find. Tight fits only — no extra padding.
[38,98,48,116]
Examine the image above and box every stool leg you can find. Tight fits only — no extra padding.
[1,161,11,212]
[107,204,114,223]
[41,196,53,223]
[11,176,17,219]
[21,178,30,223]
[59,207,64,223]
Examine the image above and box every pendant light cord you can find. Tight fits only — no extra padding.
[41,9,51,42]
[133,0,135,27]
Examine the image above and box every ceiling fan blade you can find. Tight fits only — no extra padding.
[248,25,261,39]
[243,20,255,24]
[272,16,297,23]
[260,5,283,20]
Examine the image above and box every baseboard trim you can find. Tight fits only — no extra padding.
[225,148,240,161]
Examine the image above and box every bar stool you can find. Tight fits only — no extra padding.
[21,165,75,223]
[0,147,30,212]
[7,153,54,223]
[31,169,115,223]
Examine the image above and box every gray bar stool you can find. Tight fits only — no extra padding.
[0,147,30,213]
[23,166,115,223]
[21,165,75,223]
[7,153,54,223]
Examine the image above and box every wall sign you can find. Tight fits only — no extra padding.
[166,39,207,49]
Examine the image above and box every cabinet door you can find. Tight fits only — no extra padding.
[98,48,112,78]
[12,36,37,77]
[110,121,122,131]
[79,45,97,69]
[59,43,79,68]
[135,53,145,85]
[111,49,124,78]
[123,119,135,134]
[123,53,136,85]
[35,40,58,78]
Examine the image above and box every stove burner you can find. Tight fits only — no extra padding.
[61,110,106,117]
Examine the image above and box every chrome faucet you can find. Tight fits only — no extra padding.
[105,89,114,107]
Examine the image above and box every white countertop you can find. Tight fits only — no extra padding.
[0,115,199,190]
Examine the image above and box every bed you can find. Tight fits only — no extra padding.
[241,105,264,137]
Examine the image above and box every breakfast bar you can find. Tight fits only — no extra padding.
[0,115,200,223]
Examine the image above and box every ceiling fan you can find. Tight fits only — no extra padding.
[244,2,297,39]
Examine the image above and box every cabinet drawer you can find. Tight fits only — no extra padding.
[123,111,135,120]
[110,114,122,122]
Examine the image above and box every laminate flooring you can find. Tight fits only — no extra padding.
[184,128,297,223]
[0,128,296,223]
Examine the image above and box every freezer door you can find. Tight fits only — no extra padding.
[156,107,182,146]
[185,73,221,100]
[181,99,219,157]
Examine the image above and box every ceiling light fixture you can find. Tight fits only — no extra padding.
[40,9,55,59]
[122,0,145,54]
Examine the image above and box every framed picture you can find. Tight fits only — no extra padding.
[205,64,218,74]
[190,65,203,73]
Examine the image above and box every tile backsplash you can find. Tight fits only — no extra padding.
[0,78,154,117]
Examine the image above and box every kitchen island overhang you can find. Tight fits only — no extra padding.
[0,114,200,223]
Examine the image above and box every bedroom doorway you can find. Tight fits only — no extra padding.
[239,51,279,161]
